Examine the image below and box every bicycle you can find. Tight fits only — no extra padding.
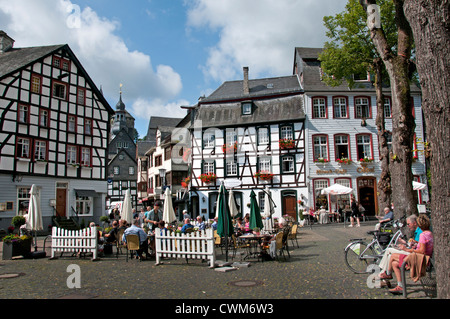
[344,215,407,274]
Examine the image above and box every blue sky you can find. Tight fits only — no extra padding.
[0,0,348,138]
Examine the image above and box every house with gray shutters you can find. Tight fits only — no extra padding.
[186,67,307,222]
[0,31,114,231]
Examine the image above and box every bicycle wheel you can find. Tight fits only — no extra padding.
[344,241,377,274]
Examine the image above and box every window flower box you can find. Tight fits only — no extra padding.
[279,138,295,149]
[199,173,217,184]
[222,142,237,153]
[359,157,374,166]
[337,158,352,165]
[181,177,191,188]
[314,158,329,164]
[254,171,274,181]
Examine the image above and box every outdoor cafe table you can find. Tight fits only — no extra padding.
[238,233,267,261]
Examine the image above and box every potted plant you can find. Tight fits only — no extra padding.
[2,234,33,260]
[314,157,329,164]
[181,177,191,188]
[199,173,217,184]
[279,138,295,149]
[254,171,274,181]
[359,157,374,166]
[252,227,260,235]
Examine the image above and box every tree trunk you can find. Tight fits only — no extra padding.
[360,0,418,218]
[373,58,392,214]
[403,0,450,299]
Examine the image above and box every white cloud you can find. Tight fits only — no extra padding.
[186,0,348,82]
[0,0,183,122]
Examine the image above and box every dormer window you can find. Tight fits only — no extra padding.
[242,102,252,115]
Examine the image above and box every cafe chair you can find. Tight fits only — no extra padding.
[275,232,288,261]
[231,234,249,261]
[288,224,299,248]
[115,229,126,258]
[125,234,141,262]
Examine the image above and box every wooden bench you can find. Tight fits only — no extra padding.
[50,226,98,260]
[154,227,216,268]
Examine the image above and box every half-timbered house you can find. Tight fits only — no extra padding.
[187,67,307,221]
[293,47,427,217]
[0,31,114,230]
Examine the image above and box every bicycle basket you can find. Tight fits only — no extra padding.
[376,232,391,246]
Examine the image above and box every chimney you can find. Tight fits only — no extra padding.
[0,31,15,53]
[243,66,249,95]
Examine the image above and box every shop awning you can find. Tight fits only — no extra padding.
[75,189,98,197]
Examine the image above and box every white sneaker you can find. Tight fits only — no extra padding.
[356,224,360,227]
[348,225,353,227]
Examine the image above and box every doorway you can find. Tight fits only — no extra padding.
[357,177,377,217]
[56,183,68,218]
[282,190,297,221]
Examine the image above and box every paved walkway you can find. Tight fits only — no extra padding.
[0,222,436,300]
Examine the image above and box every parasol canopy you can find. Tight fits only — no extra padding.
[162,187,177,224]
[249,190,264,230]
[320,183,353,195]
[122,188,133,225]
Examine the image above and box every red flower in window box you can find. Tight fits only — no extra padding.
[181,177,191,188]
[199,173,217,184]
[254,171,274,181]
[314,157,329,163]
[337,158,352,164]
[279,138,295,149]
[222,142,237,153]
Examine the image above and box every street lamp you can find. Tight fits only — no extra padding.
[159,168,166,190]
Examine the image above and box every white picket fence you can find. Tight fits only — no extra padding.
[154,227,216,268]
[51,226,98,260]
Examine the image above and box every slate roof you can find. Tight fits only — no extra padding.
[295,47,421,93]
[196,75,304,128]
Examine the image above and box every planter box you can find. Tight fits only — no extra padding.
[2,238,32,260]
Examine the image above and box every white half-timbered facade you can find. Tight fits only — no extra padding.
[293,47,427,216]
[0,32,113,230]
[187,68,307,221]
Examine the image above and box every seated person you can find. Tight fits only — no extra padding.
[375,207,394,230]
[211,217,218,230]
[104,220,119,243]
[378,215,433,294]
[122,219,149,260]
[243,215,251,233]
[196,216,206,231]
[234,217,244,235]
[181,218,194,233]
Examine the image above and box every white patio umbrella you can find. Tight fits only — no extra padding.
[122,188,133,225]
[28,184,43,255]
[263,186,274,218]
[163,187,177,224]
[228,188,239,218]
[320,183,353,195]
[413,181,426,191]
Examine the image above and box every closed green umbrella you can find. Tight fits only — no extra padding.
[249,190,264,231]
[217,182,233,261]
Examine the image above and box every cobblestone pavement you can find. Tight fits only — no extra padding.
[0,222,436,300]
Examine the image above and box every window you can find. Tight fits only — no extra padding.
[313,135,328,161]
[203,132,215,148]
[129,166,135,175]
[77,88,86,105]
[80,147,91,166]
[39,109,49,127]
[280,125,293,140]
[84,119,92,135]
[384,97,392,118]
[203,161,215,174]
[18,105,29,123]
[226,160,238,176]
[333,97,348,118]
[355,97,371,119]
[334,134,350,160]
[34,140,47,161]
[356,134,373,160]
[17,187,31,216]
[67,145,78,164]
[242,102,252,115]
[113,166,120,175]
[257,127,269,145]
[258,157,271,172]
[225,129,237,144]
[155,155,162,167]
[53,56,71,71]
[313,179,329,210]
[258,192,266,212]
[386,132,392,152]
[17,137,31,159]
[68,116,76,132]
[75,196,92,215]
[281,155,295,173]
[31,74,42,94]
[312,97,327,118]
[52,82,67,100]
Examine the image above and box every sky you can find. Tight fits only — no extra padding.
[0,0,348,138]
